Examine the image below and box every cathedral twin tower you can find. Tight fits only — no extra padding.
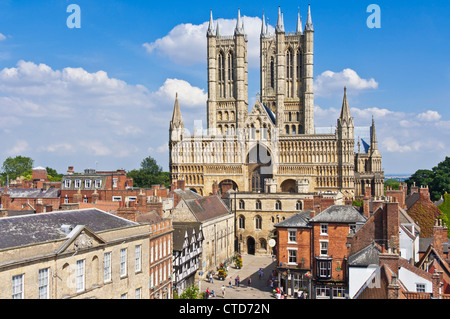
[169,6,384,200]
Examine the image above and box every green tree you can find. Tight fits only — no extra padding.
[1,156,34,184]
[406,157,450,202]
[46,167,63,182]
[175,284,202,299]
[127,156,170,188]
[384,178,400,190]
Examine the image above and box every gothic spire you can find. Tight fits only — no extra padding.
[207,9,215,36]
[276,6,285,33]
[170,93,184,129]
[261,12,266,37]
[371,116,378,150]
[305,4,313,31]
[235,8,244,35]
[296,10,303,34]
[216,19,220,37]
[340,87,352,120]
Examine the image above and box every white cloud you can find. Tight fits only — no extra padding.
[143,15,272,68]
[7,140,29,156]
[0,33,6,41]
[314,68,378,97]
[153,78,207,108]
[382,137,412,153]
[417,110,441,122]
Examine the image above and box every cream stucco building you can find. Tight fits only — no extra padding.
[0,209,150,299]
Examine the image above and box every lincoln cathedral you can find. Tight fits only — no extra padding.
[169,6,384,254]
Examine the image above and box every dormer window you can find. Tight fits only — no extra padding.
[64,179,71,189]
[84,179,92,189]
[74,179,81,189]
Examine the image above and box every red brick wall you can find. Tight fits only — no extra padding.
[313,223,349,281]
[277,227,312,269]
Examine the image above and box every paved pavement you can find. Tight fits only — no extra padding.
[200,254,277,299]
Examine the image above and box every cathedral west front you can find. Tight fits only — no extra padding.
[169,6,384,254]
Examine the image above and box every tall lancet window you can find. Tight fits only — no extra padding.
[270,57,275,89]
[286,48,294,97]
[296,49,303,97]
[218,51,225,98]
[227,51,234,98]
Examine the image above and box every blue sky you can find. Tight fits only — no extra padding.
[0,0,449,176]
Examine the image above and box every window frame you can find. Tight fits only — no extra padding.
[38,268,49,299]
[12,274,24,299]
[120,248,127,278]
[104,252,112,283]
[76,259,85,293]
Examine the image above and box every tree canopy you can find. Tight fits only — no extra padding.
[406,156,450,201]
[127,156,170,188]
[1,156,34,184]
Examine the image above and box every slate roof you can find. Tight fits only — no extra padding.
[348,242,381,267]
[310,205,367,223]
[274,210,313,228]
[0,187,59,198]
[405,192,420,210]
[0,208,139,250]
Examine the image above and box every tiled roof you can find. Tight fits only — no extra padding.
[184,195,231,222]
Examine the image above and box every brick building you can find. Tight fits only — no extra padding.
[60,167,170,207]
[0,186,60,215]
[114,191,174,299]
[275,205,366,298]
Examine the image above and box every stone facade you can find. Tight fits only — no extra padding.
[0,209,150,299]
[168,6,384,255]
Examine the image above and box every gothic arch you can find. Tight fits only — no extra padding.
[280,179,296,193]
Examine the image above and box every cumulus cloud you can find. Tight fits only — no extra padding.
[143,15,272,68]
[0,60,208,168]
[6,140,29,156]
[417,110,441,122]
[382,137,412,153]
[153,78,207,108]
[314,68,378,97]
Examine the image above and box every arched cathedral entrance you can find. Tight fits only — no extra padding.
[247,143,273,193]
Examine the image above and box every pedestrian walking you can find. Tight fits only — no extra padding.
[221,285,226,298]
[247,277,251,287]
[229,277,233,288]
[236,275,240,287]
[209,273,213,283]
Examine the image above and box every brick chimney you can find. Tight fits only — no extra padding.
[432,219,448,257]
[379,250,400,276]
[363,193,370,219]
[1,188,11,210]
[432,269,443,299]
[410,182,419,194]
[419,186,431,202]
[386,201,400,253]
[67,166,74,175]
[73,189,82,203]
[92,189,99,204]
[212,181,218,195]
[387,273,401,299]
